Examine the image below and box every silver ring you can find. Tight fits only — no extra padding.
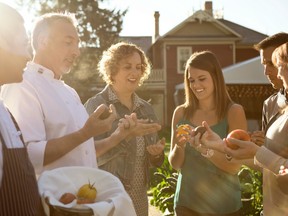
[201,149,214,158]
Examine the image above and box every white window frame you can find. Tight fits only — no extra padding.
[177,47,192,74]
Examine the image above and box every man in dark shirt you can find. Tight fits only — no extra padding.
[0,3,45,215]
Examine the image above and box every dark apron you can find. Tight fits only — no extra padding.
[0,117,45,215]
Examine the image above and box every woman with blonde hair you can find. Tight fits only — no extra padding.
[85,42,165,216]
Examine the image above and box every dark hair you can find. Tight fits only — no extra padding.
[254,32,288,51]
[183,51,232,121]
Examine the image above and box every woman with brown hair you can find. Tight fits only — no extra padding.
[169,51,247,216]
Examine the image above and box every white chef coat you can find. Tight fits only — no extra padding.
[0,62,97,175]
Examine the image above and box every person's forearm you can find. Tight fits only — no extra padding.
[44,129,91,165]
[255,146,288,174]
[168,144,185,170]
[208,151,242,175]
[94,133,123,157]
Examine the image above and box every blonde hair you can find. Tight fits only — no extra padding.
[31,12,77,51]
[272,42,288,66]
[272,42,288,113]
[98,42,151,86]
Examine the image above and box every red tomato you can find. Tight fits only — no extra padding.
[226,129,250,150]
[59,192,76,204]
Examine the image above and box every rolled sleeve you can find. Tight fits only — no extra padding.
[27,141,47,175]
[254,146,288,175]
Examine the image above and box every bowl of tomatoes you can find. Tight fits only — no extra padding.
[38,166,136,216]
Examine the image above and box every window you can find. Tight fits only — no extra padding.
[177,47,192,73]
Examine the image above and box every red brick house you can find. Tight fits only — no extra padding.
[102,1,273,128]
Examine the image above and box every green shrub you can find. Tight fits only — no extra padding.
[149,157,177,216]
[238,166,263,215]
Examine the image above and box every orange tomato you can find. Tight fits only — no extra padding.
[77,182,97,203]
[177,124,191,136]
[226,129,250,150]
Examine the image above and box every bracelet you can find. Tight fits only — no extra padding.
[201,149,214,158]
[225,154,233,161]
[175,144,185,150]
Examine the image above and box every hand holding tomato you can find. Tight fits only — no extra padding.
[224,132,260,160]
[225,129,251,150]
[176,124,192,136]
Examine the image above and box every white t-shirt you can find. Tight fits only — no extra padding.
[0,62,97,175]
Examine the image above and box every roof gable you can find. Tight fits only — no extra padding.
[118,36,152,53]
[161,10,241,39]
[155,10,267,45]
[218,19,268,45]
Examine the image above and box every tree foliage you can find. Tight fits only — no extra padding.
[18,0,126,49]
[17,0,127,102]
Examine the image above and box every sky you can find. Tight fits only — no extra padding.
[101,0,288,37]
[6,0,288,37]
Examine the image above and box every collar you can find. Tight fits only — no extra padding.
[106,85,143,110]
[277,88,288,108]
[26,62,57,80]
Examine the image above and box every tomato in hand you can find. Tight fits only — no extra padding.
[177,124,192,136]
[226,129,250,150]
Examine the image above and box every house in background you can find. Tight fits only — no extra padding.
[109,1,270,127]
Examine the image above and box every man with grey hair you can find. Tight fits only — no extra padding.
[1,12,117,175]
[0,3,45,215]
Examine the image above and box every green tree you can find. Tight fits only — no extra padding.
[17,0,127,102]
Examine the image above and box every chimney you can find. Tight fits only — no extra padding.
[154,11,160,39]
[204,1,213,16]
